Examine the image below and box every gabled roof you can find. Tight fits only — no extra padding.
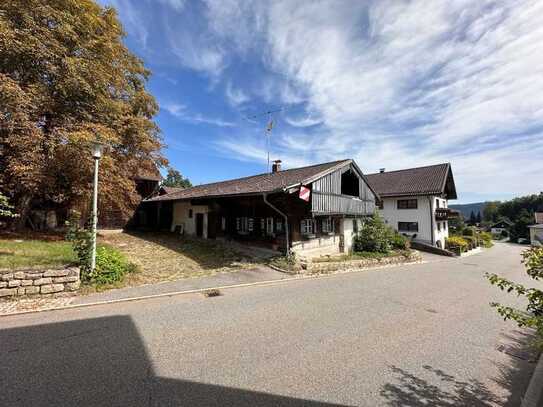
[366,163,457,199]
[146,159,356,202]
[490,218,513,228]
[159,186,185,195]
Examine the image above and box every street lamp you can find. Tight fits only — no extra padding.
[90,141,104,271]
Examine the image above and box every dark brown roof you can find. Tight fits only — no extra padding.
[366,163,457,199]
[146,159,352,202]
[159,186,185,195]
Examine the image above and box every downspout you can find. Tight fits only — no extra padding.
[428,196,435,245]
[263,193,290,255]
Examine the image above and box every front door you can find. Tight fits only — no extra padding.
[196,213,204,237]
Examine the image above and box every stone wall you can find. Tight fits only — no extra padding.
[0,267,80,297]
[305,251,422,274]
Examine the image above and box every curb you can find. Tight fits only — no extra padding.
[522,351,543,407]
[0,258,428,318]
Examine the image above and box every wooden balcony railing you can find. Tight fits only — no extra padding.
[435,208,460,221]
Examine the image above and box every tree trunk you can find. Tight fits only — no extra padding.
[13,194,32,231]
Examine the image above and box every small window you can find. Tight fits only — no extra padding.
[353,219,358,234]
[236,217,240,231]
[322,217,332,233]
[444,222,447,231]
[276,220,283,232]
[376,198,384,210]
[188,209,193,218]
[266,217,274,235]
[397,199,418,209]
[237,217,249,233]
[248,218,254,232]
[436,199,440,208]
[398,222,418,232]
[301,219,314,235]
[437,222,441,232]
[221,217,226,231]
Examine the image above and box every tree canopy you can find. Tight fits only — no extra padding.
[0,0,166,228]
[162,168,192,189]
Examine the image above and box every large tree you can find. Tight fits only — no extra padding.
[162,168,192,189]
[0,0,166,228]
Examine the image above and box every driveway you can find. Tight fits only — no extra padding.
[0,243,539,406]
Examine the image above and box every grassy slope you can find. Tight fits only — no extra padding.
[0,239,76,270]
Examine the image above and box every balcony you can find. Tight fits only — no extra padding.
[435,208,460,221]
[311,192,375,216]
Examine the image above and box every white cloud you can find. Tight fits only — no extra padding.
[207,0,543,199]
[163,103,235,127]
[225,82,250,106]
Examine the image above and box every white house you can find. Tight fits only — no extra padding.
[366,163,458,249]
[489,219,512,235]
[529,212,543,246]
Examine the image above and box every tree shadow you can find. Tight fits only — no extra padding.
[0,315,350,407]
[380,329,538,407]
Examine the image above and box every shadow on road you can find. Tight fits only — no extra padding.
[380,330,538,406]
[0,315,350,406]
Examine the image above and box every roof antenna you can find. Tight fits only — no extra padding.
[246,107,283,173]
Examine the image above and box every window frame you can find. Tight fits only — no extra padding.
[266,217,274,235]
[398,221,419,232]
[397,199,418,210]
[301,219,314,235]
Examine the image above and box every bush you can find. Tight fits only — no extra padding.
[65,211,93,278]
[487,247,543,350]
[88,246,137,285]
[353,214,393,254]
[446,236,468,253]
[462,227,475,236]
[391,233,410,250]
[477,231,493,248]
[463,235,478,250]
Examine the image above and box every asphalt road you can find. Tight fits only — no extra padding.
[1,243,539,406]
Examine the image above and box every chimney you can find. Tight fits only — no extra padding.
[272,160,282,173]
[379,168,386,173]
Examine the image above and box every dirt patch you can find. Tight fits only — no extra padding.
[97,231,262,287]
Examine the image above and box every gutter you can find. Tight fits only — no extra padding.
[263,193,290,255]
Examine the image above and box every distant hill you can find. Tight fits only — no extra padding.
[449,202,486,219]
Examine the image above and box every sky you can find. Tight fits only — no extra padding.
[100,0,543,204]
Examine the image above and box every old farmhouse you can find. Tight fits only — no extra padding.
[141,159,378,257]
[366,163,459,249]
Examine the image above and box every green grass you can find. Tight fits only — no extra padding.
[0,239,76,270]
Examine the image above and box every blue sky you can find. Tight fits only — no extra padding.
[100,0,543,204]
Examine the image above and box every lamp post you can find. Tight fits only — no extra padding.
[90,141,104,271]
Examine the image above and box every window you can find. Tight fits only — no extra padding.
[376,198,384,210]
[353,219,358,234]
[248,218,254,232]
[301,219,314,235]
[437,222,441,232]
[398,222,419,232]
[436,199,440,208]
[221,217,226,231]
[321,217,332,233]
[188,209,193,218]
[236,217,249,233]
[444,222,447,231]
[266,217,274,235]
[397,199,418,209]
[340,170,360,197]
[276,220,283,232]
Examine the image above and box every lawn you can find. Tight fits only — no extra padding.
[0,239,76,270]
[97,231,262,286]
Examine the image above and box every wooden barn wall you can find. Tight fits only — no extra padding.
[311,164,376,215]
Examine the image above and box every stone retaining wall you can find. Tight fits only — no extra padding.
[0,267,80,297]
[305,251,422,274]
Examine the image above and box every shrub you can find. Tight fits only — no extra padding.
[463,235,478,250]
[463,227,475,236]
[88,246,137,285]
[446,236,468,253]
[391,233,410,250]
[353,214,393,254]
[65,211,93,278]
[487,247,543,350]
[477,231,493,248]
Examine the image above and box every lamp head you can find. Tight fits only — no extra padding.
[91,141,104,159]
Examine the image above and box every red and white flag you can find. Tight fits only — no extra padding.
[299,185,311,202]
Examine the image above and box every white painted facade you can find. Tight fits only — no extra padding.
[529,225,543,246]
[171,201,210,238]
[377,195,449,248]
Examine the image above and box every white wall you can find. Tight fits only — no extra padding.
[530,227,543,246]
[172,201,209,238]
[377,195,449,247]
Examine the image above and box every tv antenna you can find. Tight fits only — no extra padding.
[245,107,284,173]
